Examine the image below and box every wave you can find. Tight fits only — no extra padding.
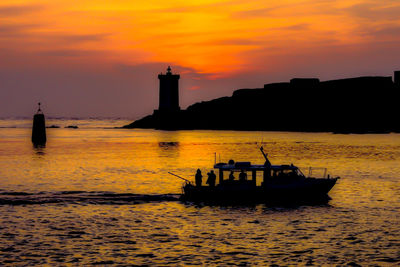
[0,191,180,205]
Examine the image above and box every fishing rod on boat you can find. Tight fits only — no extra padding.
[168,172,191,183]
[259,146,272,166]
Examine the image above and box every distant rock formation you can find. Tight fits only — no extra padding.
[124,73,400,133]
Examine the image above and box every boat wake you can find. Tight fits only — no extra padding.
[0,191,180,205]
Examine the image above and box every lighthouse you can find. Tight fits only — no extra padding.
[158,66,180,112]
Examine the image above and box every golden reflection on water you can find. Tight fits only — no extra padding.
[0,124,400,265]
[1,200,399,265]
[1,127,400,197]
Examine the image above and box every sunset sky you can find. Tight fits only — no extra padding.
[1,0,400,118]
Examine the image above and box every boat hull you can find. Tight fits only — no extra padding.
[181,178,338,203]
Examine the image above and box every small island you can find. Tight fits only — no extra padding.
[124,68,400,133]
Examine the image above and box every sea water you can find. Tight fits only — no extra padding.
[0,118,399,265]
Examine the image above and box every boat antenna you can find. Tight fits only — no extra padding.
[214,152,216,164]
[168,172,191,183]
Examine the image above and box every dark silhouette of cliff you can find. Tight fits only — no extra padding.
[124,74,400,133]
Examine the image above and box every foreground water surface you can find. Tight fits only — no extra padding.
[0,119,399,265]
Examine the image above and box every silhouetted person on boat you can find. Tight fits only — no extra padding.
[229,171,235,181]
[206,170,216,187]
[239,170,247,181]
[195,169,202,187]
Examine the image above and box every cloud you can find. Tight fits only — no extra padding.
[0,4,44,17]
[277,23,309,31]
[0,29,111,54]
[115,63,211,80]
[352,22,400,40]
[372,25,400,37]
[230,0,335,19]
[232,7,276,19]
[33,33,112,46]
[39,49,106,57]
[1,0,400,118]
[345,2,400,21]
[261,23,310,34]
[150,0,242,13]
[0,23,40,36]
[1,40,400,119]
[54,33,111,42]
[212,38,264,46]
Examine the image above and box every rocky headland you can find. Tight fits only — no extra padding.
[124,75,400,133]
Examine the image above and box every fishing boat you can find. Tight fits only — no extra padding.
[180,147,339,203]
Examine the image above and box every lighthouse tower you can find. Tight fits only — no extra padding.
[158,66,180,112]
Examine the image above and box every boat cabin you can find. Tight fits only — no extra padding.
[213,161,306,186]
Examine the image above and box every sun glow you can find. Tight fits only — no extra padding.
[1,0,400,77]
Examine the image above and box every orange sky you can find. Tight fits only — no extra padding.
[1,0,400,116]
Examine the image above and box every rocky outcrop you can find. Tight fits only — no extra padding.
[124,76,400,133]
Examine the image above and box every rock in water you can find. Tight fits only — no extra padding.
[32,103,46,146]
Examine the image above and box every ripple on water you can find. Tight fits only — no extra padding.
[1,130,400,265]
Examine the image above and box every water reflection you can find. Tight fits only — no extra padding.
[181,196,331,208]
[2,127,400,196]
[157,142,180,161]
[33,145,46,156]
[1,125,400,265]
[158,142,179,149]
